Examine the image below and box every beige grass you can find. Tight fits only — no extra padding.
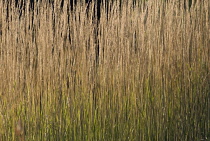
[0,0,209,140]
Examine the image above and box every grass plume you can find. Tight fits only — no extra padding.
[0,0,209,140]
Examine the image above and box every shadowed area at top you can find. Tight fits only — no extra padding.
[7,0,107,20]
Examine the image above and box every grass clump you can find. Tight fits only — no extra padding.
[0,0,209,140]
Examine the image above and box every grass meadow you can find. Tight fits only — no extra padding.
[0,0,209,140]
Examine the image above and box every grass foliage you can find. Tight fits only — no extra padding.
[0,0,209,140]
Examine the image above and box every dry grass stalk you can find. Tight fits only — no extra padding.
[15,120,24,141]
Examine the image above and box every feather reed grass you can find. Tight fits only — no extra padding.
[0,0,209,140]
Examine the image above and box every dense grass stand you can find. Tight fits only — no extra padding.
[0,0,209,140]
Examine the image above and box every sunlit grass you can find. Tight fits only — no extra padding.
[0,0,209,140]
